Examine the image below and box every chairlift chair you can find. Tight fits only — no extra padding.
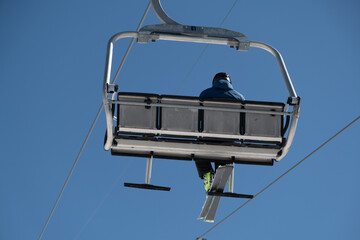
[102,0,300,216]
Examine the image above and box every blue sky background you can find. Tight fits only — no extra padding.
[1,0,359,239]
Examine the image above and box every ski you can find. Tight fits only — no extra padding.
[198,165,233,221]
[198,166,227,219]
[204,165,233,222]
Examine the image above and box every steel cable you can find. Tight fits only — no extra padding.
[69,2,240,239]
[196,115,360,240]
[73,158,134,240]
[37,2,152,240]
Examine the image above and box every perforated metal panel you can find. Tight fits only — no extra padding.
[117,93,159,130]
[160,95,199,132]
[244,102,284,138]
[112,94,287,164]
[202,99,243,135]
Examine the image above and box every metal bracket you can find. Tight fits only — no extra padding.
[234,37,250,51]
[287,96,301,105]
[138,24,250,50]
[228,163,234,193]
[106,83,118,93]
[145,155,153,184]
[137,31,159,44]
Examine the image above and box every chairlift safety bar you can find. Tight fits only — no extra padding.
[110,100,294,116]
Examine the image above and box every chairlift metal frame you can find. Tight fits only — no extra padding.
[102,0,300,197]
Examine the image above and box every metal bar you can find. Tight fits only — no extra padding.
[145,155,153,184]
[110,100,293,116]
[247,41,299,161]
[228,164,234,193]
[207,192,253,199]
[153,33,240,47]
[250,41,297,98]
[276,104,300,161]
[117,127,283,142]
[124,183,170,191]
[112,138,279,160]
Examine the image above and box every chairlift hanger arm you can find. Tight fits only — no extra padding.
[151,0,180,25]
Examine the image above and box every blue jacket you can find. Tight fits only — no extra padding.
[199,79,245,101]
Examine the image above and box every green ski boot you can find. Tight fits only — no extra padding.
[203,171,214,192]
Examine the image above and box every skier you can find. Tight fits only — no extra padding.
[196,72,245,192]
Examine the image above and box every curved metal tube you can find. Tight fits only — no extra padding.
[151,0,180,25]
[276,104,300,161]
[249,41,299,161]
[250,41,297,98]
[103,32,139,150]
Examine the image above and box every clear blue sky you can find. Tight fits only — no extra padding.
[1,0,359,239]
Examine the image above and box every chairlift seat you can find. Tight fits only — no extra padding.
[111,92,289,165]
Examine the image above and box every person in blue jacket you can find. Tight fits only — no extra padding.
[196,72,245,192]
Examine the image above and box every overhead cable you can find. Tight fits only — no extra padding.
[73,158,134,240]
[37,104,103,240]
[37,2,152,240]
[197,115,360,240]
[112,0,152,84]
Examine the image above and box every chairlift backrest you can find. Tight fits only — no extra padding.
[117,93,158,130]
[160,95,199,133]
[201,99,244,136]
[244,101,284,139]
[111,92,294,165]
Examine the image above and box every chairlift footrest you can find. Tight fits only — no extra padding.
[207,191,253,199]
[124,182,171,191]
